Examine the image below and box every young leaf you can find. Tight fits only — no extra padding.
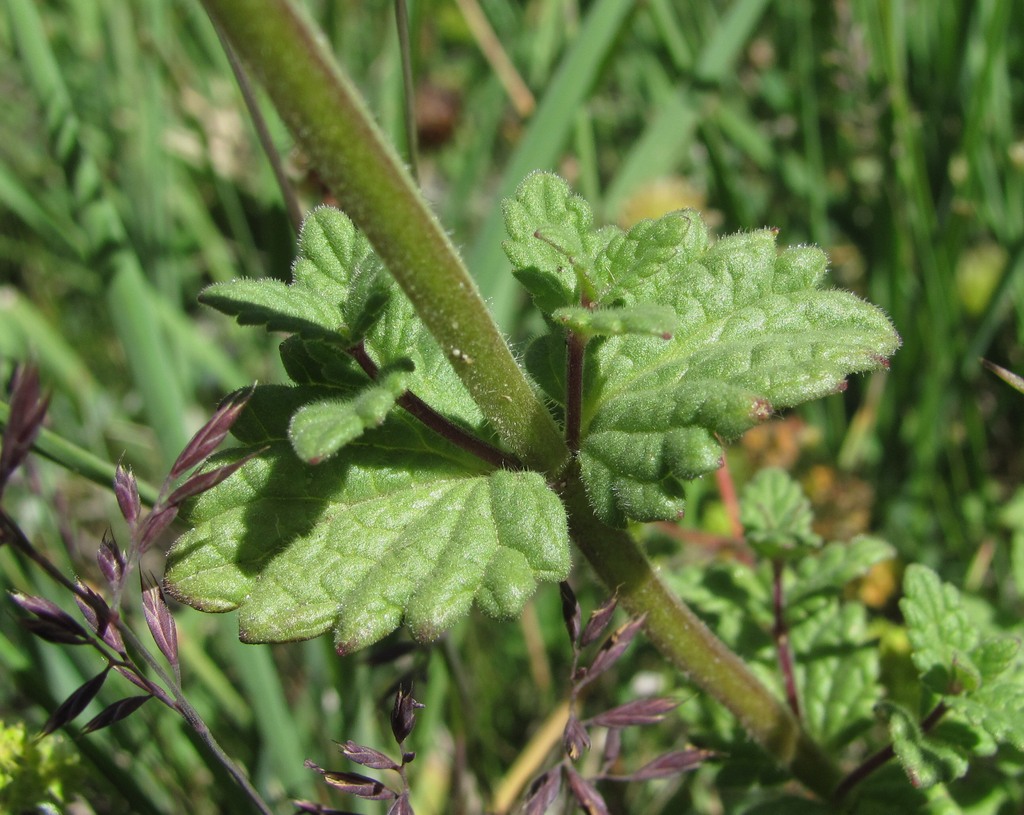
[788,535,895,607]
[900,565,980,694]
[945,671,1024,751]
[881,702,969,789]
[288,362,412,464]
[200,206,384,344]
[740,468,822,560]
[551,305,678,340]
[502,172,614,312]
[165,415,570,651]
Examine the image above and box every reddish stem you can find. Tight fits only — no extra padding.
[565,329,587,452]
[772,559,801,719]
[715,453,743,540]
[347,343,523,471]
[833,701,949,803]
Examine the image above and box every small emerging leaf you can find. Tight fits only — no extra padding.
[901,566,979,694]
[881,702,968,789]
[551,305,678,340]
[289,362,412,463]
[789,535,895,607]
[200,207,383,344]
[515,188,904,526]
[740,468,822,560]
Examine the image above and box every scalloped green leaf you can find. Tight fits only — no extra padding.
[199,206,384,343]
[947,678,1024,751]
[740,468,822,560]
[288,361,413,464]
[574,217,900,526]
[882,702,970,789]
[792,600,877,749]
[789,535,895,607]
[502,171,619,311]
[901,565,981,694]
[165,413,570,651]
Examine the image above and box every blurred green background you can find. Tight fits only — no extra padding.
[1,1,1022,812]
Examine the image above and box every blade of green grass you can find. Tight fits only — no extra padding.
[7,0,190,466]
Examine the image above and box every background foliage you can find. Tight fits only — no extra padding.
[1,0,1022,812]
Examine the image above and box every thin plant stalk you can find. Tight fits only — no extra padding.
[213,21,304,235]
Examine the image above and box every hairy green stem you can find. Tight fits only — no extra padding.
[562,471,840,798]
[201,0,567,473]
[204,0,840,797]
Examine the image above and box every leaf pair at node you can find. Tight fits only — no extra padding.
[165,207,570,652]
[165,172,900,653]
